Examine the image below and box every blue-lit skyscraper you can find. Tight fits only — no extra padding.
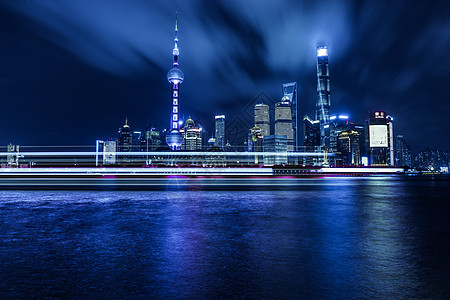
[166,14,184,150]
[315,46,331,146]
[214,115,226,149]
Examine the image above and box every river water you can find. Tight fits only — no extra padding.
[1,176,449,298]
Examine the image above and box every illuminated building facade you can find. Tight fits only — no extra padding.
[118,119,132,152]
[263,135,288,165]
[303,115,320,152]
[7,144,19,165]
[328,114,350,153]
[414,148,449,170]
[254,104,270,137]
[351,124,367,161]
[118,119,132,163]
[133,131,142,151]
[214,115,225,149]
[395,135,412,167]
[274,100,294,151]
[166,14,184,150]
[366,111,394,166]
[103,140,117,165]
[143,125,161,151]
[316,46,331,146]
[248,126,264,164]
[282,82,298,151]
[181,117,202,150]
[337,130,360,165]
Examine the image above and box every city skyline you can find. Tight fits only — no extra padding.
[1,1,449,154]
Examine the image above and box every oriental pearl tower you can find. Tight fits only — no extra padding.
[166,13,185,150]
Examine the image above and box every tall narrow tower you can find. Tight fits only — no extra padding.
[166,14,185,150]
[214,115,226,149]
[282,82,297,151]
[315,46,331,147]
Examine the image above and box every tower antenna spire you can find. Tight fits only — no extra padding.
[172,13,179,67]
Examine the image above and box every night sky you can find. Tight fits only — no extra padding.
[1,0,449,153]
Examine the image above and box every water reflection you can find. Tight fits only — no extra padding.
[0,177,449,298]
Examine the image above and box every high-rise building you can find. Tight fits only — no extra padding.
[337,130,360,165]
[316,46,331,146]
[143,125,161,151]
[214,115,225,149]
[181,117,202,150]
[351,124,367,161]
[274,100,294,151]
[263,135,288,165]
[132,131,142,152]
[166,14,184,150]
[118,119,132,163]
[254,103,270,137]
[329,114,350,153]
[118,119,132,152]
[395,135,412,167]
[366,111,394,166]
[248,126,264,164]
[282,82,298,151]
[103,140,117,165]
[303,115,320,152]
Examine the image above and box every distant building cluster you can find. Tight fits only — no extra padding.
[89,16,448,171]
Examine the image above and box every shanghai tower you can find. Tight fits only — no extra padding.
[166,14,185,150]
[315,46,331,146]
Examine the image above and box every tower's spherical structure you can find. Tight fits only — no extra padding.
[166,129,184,150]
[167,68,184,84]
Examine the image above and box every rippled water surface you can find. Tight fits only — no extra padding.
[1,176,449,298]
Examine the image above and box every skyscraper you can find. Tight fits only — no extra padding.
[303,115,320,152]
[118,119,132,163]
[249,126,264,164]
[366,111,394,166]
[103,140,117,165]
[337,130,360,166]
[328,114,350,153]
[118,119,132,152]
[395,135,412,167]
[263,135,288,165]
[316,46,331,146]
[254,104,270,137]
[181,117,202,150]
[214,115,225,149]
[274,99,294,152]
[142,125,161,152]
[282,82,298,151]
[166,14,184,150]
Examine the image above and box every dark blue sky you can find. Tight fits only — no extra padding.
[0,0,449,152]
